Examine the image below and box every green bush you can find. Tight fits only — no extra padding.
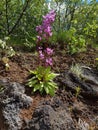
[50,28,86,54]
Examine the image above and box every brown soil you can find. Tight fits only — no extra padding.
[0,46,98,129]
[0,47,97,82]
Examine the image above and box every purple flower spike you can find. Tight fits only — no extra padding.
[36,10,56,43]
[36,10,56,67]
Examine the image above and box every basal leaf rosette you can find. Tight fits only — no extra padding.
[27,66,59,96]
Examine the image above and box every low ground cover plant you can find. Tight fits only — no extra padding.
[27,66,58,96]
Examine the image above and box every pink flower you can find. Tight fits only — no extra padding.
[39,50,44,60]
[39,30,42,34]
[45,58,53,66]
[44,26,51,33]
[36,25,42,32]
[43,34,47,38]
[48,32,52,36]
[37,36,42,41]
[45,48,53,55]
[38,46,43,50]
[43,10,56,24]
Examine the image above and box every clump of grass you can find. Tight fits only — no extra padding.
[70,64,83,79]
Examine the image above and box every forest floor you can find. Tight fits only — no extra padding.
[0,45,98,129]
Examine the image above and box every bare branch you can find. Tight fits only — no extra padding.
[8,0,30,35]
[5,0,10,34]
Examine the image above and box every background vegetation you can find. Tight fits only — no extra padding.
[0,0,98,53]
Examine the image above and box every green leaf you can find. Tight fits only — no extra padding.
[48,81,58,89]
[48,87,55,96]
[28,76,36,81]
[45,66,51,74]
[48,73,59,80]
[95,58,98,61]
[27,79,37,87]
[33,84,40,92]
[44,86,49,94]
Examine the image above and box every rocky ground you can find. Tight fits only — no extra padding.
[0,45,98,130]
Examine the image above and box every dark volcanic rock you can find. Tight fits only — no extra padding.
[0,79,33,130]
[56,66,98,99]
[24,98,75,130]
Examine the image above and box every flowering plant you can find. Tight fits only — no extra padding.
[27,10,58,96]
